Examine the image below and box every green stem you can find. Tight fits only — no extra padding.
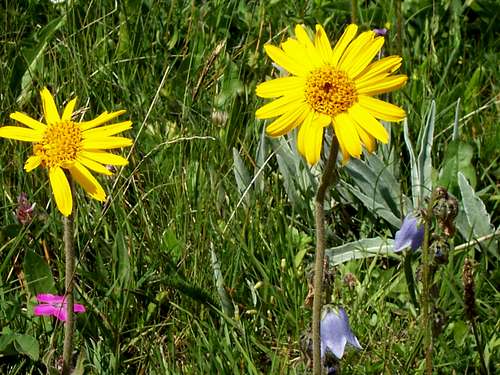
[395,0,403,57]
[62,175,76,375]
[351,0,358,24]
[421,197,434,375]
[312,136,339,375]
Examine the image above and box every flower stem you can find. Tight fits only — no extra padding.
[62,174,76,375]
[421,196,434,375]
[312,136,339,375]
[351,0,358,24]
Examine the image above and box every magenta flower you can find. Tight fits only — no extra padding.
[34,294,86,322]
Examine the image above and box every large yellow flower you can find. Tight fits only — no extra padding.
[0,88,132,216]
[256,24,407,164]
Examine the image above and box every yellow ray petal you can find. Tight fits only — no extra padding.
[266,103,309,137]
[62,98,77,121]
[281,38,319,70]
[255,94,304,119]
[10,112,46,131]
[336,134,351,163]
[297,112,324,165]
[358,96,406,122]
[338,31,375,71]
[69,162,106,201]
[314,24,333,64]
[355,56,402,84]
[80,110,127,131]
[81,136,133,150]
[0,126,44,142]
[333,112,362,158]
[354,122,376,153]
[348,103,389,143]
[264,44,310,76]
[82,121,132,138]
[256,77,306,98]
[24,155,42,172]
[77,155,113,175]
[356,74,408,96]
[331,24,358,67]
[294,24,315,48]
[40,88,61,125]
[49,166,72,216]
[345,36,385,79]
[78,150,128,166]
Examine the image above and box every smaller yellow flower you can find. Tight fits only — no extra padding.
[0,88,132,216]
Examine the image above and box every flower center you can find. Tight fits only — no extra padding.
[304,66,357,117]
[34,120,82,168]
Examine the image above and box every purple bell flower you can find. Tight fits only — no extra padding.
[321,306,362,359]
[394,214,424,252]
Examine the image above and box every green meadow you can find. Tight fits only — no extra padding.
[1,0,499,373]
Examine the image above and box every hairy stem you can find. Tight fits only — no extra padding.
[422,197,433,375]
[312,136,339,375]
[62,175,76,375]
[351,0,358,24]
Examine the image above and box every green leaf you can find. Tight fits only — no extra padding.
[113,229,131,290]
[417,100,436,204]
[438,140,476,195]
[403,118,420,207]
[326,238,398,266]
[232,147,251,201]
[23,250,56,296]
[458,172,498,256]
[14,334,39,361]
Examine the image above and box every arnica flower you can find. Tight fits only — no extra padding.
[0,88,132,216]
[256,24,407,164]
[321,305,362,359]
[34,294,85,322]
[394,214,424,252]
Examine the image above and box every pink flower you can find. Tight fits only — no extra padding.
[34,294,86,322]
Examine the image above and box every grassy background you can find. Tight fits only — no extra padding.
[0,0,499,373]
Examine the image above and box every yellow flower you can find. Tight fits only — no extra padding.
[0,88,132,216]
[255,24,407,164]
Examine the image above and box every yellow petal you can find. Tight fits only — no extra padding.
[266,103,309,137]
[331,24,358,67]
[336,134,351,163]
[264,44,309,76]
[256,77,306,98]
[49,166,72,216]
[294,24,315,48]
[346,36,385,79]
[77,155,113,175]
[314,24,333,64]
[40,88,61,125]
[358,96,406,122]
[338,31,375,71]
[69,162,106,201]
[356,74,408,96]
[332,113,362,158]
[355,55,402,84]
[81,136,133,150]
[354,122,376,153]
[10,112,46,131]
[80,110,127,131]
[281,38,319,70]
[82,121,132,138]
[62,98,77,121]
[0,126,44,142]
[255,94,304,119]
[297,112,324,165]
[78,150,128,166]
[24,155,42,172]
[348,103,389,143]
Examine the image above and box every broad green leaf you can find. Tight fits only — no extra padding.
[23,250,56,296]
[14,334,39,361]
[113,229,131,290]
[232,147,251,200]
[403,118,420,207]
[458,172,498,256]
[326,238,398,266]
